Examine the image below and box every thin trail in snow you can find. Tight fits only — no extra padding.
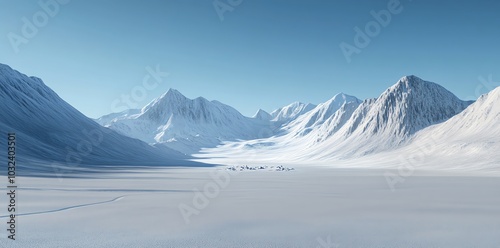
[0,195,125,218]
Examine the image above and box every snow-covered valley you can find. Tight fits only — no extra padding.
[1,63,499,247]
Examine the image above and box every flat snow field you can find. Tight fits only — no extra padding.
[1,166,499,248]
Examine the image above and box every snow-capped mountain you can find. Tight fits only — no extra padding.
[196,75,478,164]
[425,86,499,138]
[252,109,272,121]
[302,99,364,142]
[282,93,362,137]
[0,64,193,174]
[401,85,500,168]
[3,61,497,173]
[308,75,474,157]
[99,88,273,154]
[100,75,477,162]
[270,102,316,124]
[273,75,473,158]
[98,89,364,155]
[95,108,140,125]
[347,76,472,136]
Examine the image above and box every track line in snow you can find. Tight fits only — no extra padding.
[15,187,189,193]
[0,195,125,218]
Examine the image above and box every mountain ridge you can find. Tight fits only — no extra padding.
[3,63,496,172]
[314,75,474,157]
[0,64,200,174]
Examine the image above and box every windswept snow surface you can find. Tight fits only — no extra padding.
[2,167,499,248]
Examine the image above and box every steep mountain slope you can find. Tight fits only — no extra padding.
[270,102,316,124]
[5,62,493,173]
[347,76,472,137]
[308,99,364,142]
[311,75,474,157]
[252,109,272,121]
[282,93,362,137]
[401,86,500,168]
[196,76,476,164]
[276,75,473,159]
[95,109,140,125]
[0,64,195,174]
[422,86,499,137]
[100,89,272,154]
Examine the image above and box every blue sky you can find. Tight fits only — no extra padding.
[1,0,499,118]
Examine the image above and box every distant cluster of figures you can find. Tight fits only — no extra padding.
[225,165,295,172]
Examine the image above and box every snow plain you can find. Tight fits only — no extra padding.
[1,166,499,248]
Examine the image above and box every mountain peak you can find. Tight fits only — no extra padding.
[156,88,188,104]
[140,88,188,117]
[163,88,186,99]
[387,75,451,96]
[401,75,421,81]
[330,92,360,104]
[0,63,185,167]
[253,109,272,120]
[285,92,361,131]
[344,76,473,141]
[396,75,422,86]
[271,101,316,123]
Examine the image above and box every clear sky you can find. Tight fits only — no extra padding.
[1,0,499,118]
